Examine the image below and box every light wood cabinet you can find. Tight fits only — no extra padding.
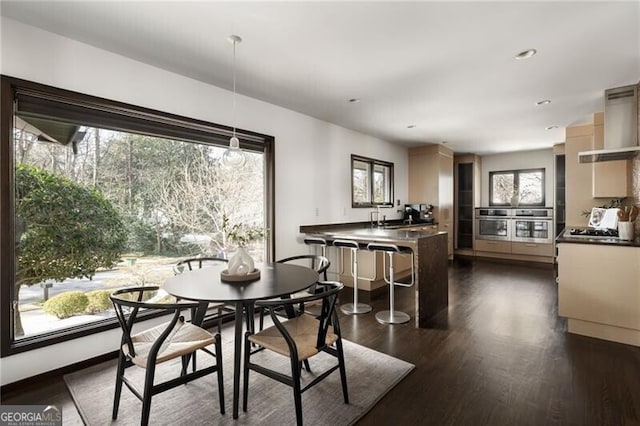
[409,145,454,259]
[558,242,640,346]
[474,239,554,262]
[565,124,596,226]
[592,112,630,198]
[565,114,630,224]
[475,239,511,254]
[337,248,413,291]
[511,242,554,257]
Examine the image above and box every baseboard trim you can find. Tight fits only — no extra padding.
[473,255,554,269]
[0,350,118,398]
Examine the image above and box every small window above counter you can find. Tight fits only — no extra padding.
[351,154,394,208]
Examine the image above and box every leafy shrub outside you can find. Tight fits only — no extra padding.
[43,291,89,319]
[85,290,113,314]
[14,164,127,335]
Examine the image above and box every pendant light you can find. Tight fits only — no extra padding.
[222,34,246,167]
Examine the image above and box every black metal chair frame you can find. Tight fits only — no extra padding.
[243,281,349,426]
[110,286,225,426]
[302,239,330,280]
[258,254,330,331]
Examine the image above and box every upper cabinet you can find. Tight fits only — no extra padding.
[408,145,454,257]
[592,112,631,198]
[565,112,633,225]
[565,124,594,225]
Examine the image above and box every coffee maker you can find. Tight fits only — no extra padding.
[404,203,434,224]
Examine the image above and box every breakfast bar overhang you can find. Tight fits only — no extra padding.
[300,224,449,328]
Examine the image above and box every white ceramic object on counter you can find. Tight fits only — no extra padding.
[618,221,635,241]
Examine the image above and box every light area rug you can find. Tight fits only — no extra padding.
[64,328,414,426]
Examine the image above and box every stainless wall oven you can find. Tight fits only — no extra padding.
[511,209,553,244]
[475,208,512,241]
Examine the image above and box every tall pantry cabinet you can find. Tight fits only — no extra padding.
[408,145,454,259]
[454,154,481,256]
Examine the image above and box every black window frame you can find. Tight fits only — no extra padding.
[1,75,275,356]
[350,154,394,208]
[489,168,546,207]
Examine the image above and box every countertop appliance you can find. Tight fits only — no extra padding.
[564,227,619,239]
[404,203,434,224]
[578,85,639,163]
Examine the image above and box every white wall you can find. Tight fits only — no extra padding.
[0,17,408,385]
[480,149,554,207]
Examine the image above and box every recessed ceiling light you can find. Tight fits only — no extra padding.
[407,124,416,129]
[515,49,537,60]
[536,99,551,106]
[348,98,361,103]
[546,125,558,130]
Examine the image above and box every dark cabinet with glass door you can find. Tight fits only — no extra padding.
[457,163,473,248]
[555,153,566,237]
[454,155,480,254]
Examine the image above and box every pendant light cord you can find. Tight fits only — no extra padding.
[232,39,237,139]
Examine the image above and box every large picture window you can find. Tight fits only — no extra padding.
[490,168,545,206]
[1,76,275,355]
[351,155,394,207]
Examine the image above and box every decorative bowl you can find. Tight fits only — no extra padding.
[220,268,261,283]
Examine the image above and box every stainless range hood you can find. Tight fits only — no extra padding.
[578,85,639,163]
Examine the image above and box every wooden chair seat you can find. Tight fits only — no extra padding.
[249,314,337,361]
[244,281,348,426]
[110,286,224,425]
[125,320,216,367]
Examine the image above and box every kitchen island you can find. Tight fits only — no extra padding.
[556,231,640,346]
[300,223,449,328]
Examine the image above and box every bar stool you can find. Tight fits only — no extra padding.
[333,239,371,315]
[303,237,328,280]
[367,242,414,324]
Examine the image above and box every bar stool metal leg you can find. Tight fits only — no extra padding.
[375,252,410,324]
[334,240,371,315]
[367,242,413,324]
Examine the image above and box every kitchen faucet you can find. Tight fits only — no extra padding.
[371,206,390,228]
[370,209,379,228]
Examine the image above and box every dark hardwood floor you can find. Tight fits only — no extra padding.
[350,258,640,425]
[3,258,640,425]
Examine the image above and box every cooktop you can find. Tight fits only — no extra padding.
[565,227,619,239]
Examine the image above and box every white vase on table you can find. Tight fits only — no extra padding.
[228,247,255,275]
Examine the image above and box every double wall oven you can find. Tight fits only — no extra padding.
[511,209,553,244]
[475,208,511,240]
[475,208,553,244]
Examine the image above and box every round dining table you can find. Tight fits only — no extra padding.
[164,262,319,419]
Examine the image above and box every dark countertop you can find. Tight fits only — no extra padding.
[300,222,444,246]
[556,228,640,247]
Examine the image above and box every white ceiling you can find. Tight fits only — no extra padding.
[1,1,638,155]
